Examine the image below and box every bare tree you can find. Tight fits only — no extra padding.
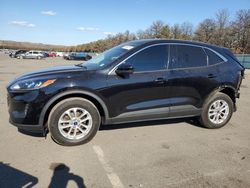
[231,9,250,53]
[180,22,193,40]
[214,9,230,46]
[194,19,216,43]
[171,24,182,39]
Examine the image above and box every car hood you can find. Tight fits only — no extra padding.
[7,65,87,88]
[18,65,84,79]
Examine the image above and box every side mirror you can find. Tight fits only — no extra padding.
[115,64,134,76]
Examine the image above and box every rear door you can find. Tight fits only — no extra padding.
[167,44,220,116]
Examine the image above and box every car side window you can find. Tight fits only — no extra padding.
[169,45,207,69]
[125,45,168,72]
[204,49,224,65]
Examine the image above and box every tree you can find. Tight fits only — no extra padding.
[194,19,216,43]
[171,24,183,39]
[180,22,193,40]
[149,20,165,38]
[214,9,230,47]
[231,9,250,53]
[159,25,171,39]
[64,9,250,53]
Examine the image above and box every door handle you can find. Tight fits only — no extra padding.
[154,77,166,84]
[207,74,216,79]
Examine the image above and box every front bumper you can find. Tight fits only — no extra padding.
[7,90,48,133]
[9,118,43,133]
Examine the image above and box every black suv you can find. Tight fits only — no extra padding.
[7,39,244,146]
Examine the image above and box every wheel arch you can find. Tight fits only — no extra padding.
[39,90,109,128]
[203,85,237,109]
[219,86,236,103]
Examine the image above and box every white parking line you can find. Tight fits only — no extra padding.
[93,145,124,188]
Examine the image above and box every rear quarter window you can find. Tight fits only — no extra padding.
[204,49,224,65]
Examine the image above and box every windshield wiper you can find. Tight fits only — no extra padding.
[75,63,87,69]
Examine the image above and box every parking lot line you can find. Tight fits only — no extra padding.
[93,145,124,188]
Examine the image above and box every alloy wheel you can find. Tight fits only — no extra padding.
[208,99,229,125]
[58,107,93,140]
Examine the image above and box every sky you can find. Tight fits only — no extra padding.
[0,0,249,46]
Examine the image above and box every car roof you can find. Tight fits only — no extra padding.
[125,39,222,51]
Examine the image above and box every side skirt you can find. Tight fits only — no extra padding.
[104,105,201,125]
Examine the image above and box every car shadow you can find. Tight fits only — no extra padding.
[100,117,203,131]
[0,162,38,187]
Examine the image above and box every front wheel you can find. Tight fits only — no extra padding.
[199,93,234,129]
[48,98,101,146]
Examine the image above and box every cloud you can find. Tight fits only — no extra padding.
[10,21,35,27]
[76,27,100,31]
[76,27,116,36]
[103,32,116,36]
[41,10,56,16]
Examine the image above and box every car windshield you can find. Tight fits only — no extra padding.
[78,43,135,70]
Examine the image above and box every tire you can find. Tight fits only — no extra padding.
[48,97,101,146]
[199,92,234,129]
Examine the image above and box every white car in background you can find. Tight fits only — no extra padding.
[55,52,64,57]
[20,51,45,59]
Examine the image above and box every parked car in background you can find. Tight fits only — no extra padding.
[9,50,27,58]
[3,49,12,54]
[8,50,16,57]
[56,52,64,57]
[20,51,45,59]
[42,52,49,58]
[48,52,57,57]
[66,52,92,61]
[63,52,70,59]
[6,39,244,146]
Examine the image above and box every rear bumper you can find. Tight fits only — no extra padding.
[236,92,240,98]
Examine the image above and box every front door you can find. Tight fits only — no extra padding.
[106,44,171,123]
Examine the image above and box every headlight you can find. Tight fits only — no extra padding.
[10,79,56,90]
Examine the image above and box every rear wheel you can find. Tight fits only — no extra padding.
[48,98,101,146]
[199,93,233,129]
